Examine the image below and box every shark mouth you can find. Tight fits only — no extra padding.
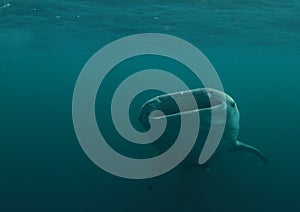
[142,88,225,120]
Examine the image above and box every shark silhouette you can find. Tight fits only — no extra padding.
[138,88,267,166]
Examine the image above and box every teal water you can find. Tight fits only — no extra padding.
[1,0,300,211]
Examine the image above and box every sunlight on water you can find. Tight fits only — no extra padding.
[0,0,299,46]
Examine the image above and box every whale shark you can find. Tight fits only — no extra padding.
[138,88,267,166]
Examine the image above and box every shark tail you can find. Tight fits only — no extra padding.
[229,140,268,164]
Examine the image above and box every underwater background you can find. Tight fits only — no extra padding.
[1,0,300,211]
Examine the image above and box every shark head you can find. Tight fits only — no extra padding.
[138,88,239,141]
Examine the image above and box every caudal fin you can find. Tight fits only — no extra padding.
[229,140,268,164]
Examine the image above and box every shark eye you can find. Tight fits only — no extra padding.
[231,102,235,107]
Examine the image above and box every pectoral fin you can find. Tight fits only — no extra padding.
[229,140,268,164]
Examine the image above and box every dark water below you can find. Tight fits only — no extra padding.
[1,0,300,211]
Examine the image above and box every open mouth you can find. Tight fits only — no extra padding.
[149,90,224,119]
